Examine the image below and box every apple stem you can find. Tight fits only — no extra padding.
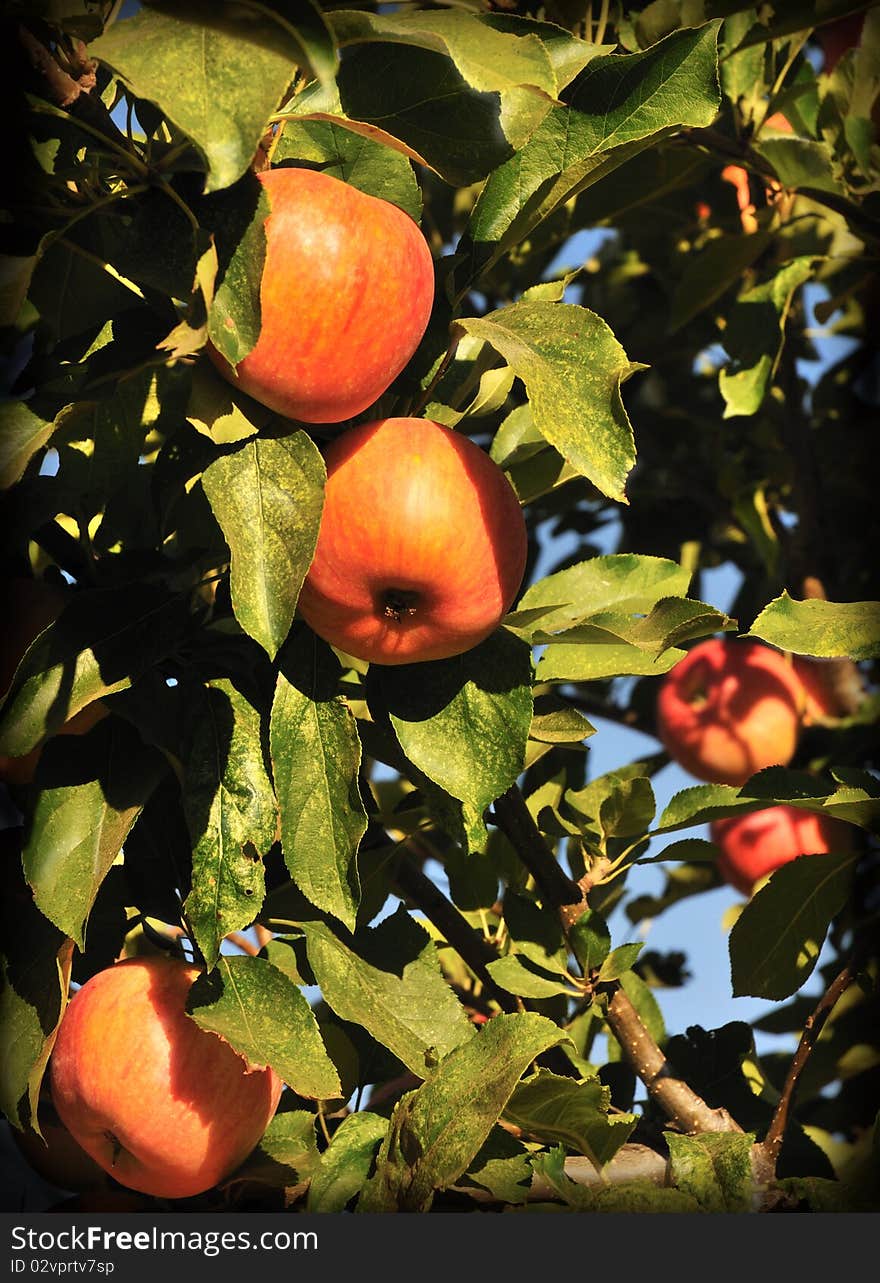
[382,590,419,622]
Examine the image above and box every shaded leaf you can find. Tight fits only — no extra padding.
[302,908,474,1077]
[307,1111,388,1212]
[504,1069,637,1167]
[273,119,421,219]
[226,1110,319,1189]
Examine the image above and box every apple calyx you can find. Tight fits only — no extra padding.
[382,589,420,622]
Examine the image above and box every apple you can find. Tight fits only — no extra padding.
[50,956,283,1200]
[711,804,848,896]
[207,167,435,424]
[817,12,865,73]
[792,655,844,723]
[721,113,793,233]
[0,577,107,790]
[297,417,528,665]
[655,637,806,785]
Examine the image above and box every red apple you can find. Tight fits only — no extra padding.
[0,577,107,790]
[50,956,283,1200]
[711,804,849,896]
[792,655,843,724]
[297,417,528,665]
[655,638,806,785]
[817,12,865,73]
[207,167,435,424]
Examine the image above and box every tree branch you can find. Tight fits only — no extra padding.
[760,962,855,1161]
[391,851,521,1015]
[491,785,584,908]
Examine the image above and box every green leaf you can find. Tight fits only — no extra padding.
[90,2,333,192]
[204,175,269,367]
[597,943,645,982]
[752,135,846,197]
[529,694,595,744]
[0,401,55,490]
[0,849,73,1130]
[359,1012,568,1212]
[307,1112,388,1212]
[569,909,611,976]
[187,954,341,1100]
[271,631,366,931]
[185,364,267,444]
[669,231,773,335]
[504,1069,636,1168]
[537,630,685,683]
[335,43,516,186]
[22,719,165,949]
[486,954,574,999]
[330,8,557,98]
[0,585,192,759]
[749,592,880,661]
[202,434,325,660]
[458,302,641,503]
[182,680,278,969]
[273,119,421,219]
[719,257,817,418]
[654,771,880,836]
[729,850,858,1000]
[369,631,533,842]
[226,1109,319,1189]
[461,1127,533,1204]
[516,554,692,636]
[466,24,721,268]
[665,1131,755,1213]
[302,908,474,1077]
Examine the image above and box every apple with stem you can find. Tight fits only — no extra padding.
[207,167,435,424]
[711,804,849,896]
[50,956,283,1200]
[297,417,528,665]
[655,637,808,786]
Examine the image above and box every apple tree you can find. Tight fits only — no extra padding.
[1,0,879,1215]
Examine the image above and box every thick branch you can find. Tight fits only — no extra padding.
[761,962,855,1161]
[491,785,584,908]
[602,983,744,1137]
[392,852,521,1015]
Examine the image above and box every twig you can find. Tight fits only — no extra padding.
[760,962,855,1161]
[391,851,521,1014]
[409,331,461,418]
[491,785,584,909]
[225,931,260,957]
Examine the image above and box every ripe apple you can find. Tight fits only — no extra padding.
[207,167,435,424]
[792,655,844,724]
[817,12,865,73]
[721,113,793,233]
[0,577,107,790]
[655,637,806,785]
[50,956,283,1200]
[711,804,848,896]
[297,417,528,665]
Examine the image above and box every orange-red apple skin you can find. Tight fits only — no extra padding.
[655,638,806,786]
[0,578,107,789]
[207,168,435,424]
[50,956,283,1200]
[711,804,848,896]
[297,417,528,665]
[792,655,842,723]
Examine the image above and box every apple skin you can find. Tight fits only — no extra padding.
[50,956,283,1200]
[207,167,435,424]
[0,577,107,789]
[655,638,806,786]
[792,655,843,723]
[711,804,848,897]
[818,12,865,73]
[297,417,528,665]
[721,113,793,233]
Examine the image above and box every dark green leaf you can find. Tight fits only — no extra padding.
[226,1109,319,1189]
[729,850,858,1000]
[204,174,269,366]
[302,908,474,1077]
[665,1131,756,1213]
[273,120,421,219]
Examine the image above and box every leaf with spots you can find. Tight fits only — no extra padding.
[202,434,325,660]
[748,592,880,662]
[182,681,278,969]
[270,630,366,931]
[187,954,341,1100]
[458,303,642,503]
[666,1132,755,1213]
